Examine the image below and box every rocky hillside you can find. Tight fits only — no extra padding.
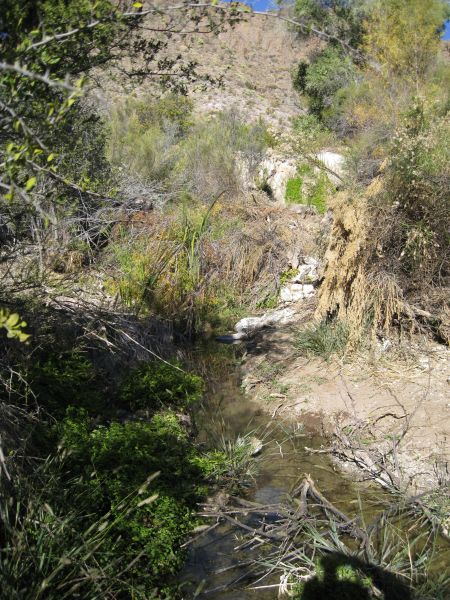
[102,12,318,131]
[182,15,317,129]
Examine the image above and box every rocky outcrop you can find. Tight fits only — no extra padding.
[257,152,298,203]
[239,149,346,204]
[279,256,319,303]
[279,283,315,302]
[216,257,320,343]
[216,307,298,342]
[314,151,345,186]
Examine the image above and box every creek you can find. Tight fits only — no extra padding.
[178,342,388,599]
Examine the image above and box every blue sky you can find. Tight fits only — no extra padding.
[442,20,450,40]
[245,0,277,9]
[224,0,278,10]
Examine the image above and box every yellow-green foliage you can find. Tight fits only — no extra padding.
[364,0,448,81]
[107,201,242,332]
[285,164,331,214]
[108,94,192,183]
[108,96,271,200]
[0,310,30,342]
[107,197,304,335]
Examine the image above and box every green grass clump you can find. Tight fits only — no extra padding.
[285,169,329,214]
[308,175,329,214]
[119,360,204,412]
[285,177,304,203]
[295,321,349,361]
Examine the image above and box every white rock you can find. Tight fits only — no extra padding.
[291,263,318,284]
[257,152,298,203]
[235,307,296,335]
[235,316,264,333]
[279,284,315,303]
[303,256,319,267]
[314,151,345,185]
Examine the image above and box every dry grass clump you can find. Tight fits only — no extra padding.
[105,197,316,334]
[316,189,411,346]
[318,101,450,346]
[317,190,449,346]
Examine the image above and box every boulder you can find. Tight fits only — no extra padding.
[235,307,297,335]
[256,152,298,203]
[291,263,318,284]
[279,283,315,303]
[314,151,345,186]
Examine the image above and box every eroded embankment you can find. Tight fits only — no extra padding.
[239,323,450,495]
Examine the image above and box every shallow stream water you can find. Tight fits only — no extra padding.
[178,342,388,599]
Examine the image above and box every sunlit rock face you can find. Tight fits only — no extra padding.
[315,151,345,185]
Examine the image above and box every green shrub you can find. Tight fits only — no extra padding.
[294,47,357,118]
[295,321,349,361]
[173,110,270,199]
[292,114,335,152]
[57,408,211,592]
[119,360,204,412]
[29,350,104,415]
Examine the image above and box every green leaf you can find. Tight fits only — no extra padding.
[5,313,20,328]
[47,153,56,162]
[133,2,143,7]
[25,177,37,191]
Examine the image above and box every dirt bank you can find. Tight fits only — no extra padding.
[240,314,450,493]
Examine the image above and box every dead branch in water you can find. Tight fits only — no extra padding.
[190,473,448,598]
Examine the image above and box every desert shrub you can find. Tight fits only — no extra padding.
[363,0,449,81]
[108,100,270,202]
[293,47,358,118]
[119,360,204,412]
[292,114,335,152]
[383,101,449,285]
[108,94,193,185]
[173,110,271,199]
[295,321,349,360]
[294,0,368,49]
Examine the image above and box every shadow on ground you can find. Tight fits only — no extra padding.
[297,552,412,600]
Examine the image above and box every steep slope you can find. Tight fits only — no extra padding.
[180,14,317,128]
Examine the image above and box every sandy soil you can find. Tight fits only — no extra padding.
[240,315,450,493]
